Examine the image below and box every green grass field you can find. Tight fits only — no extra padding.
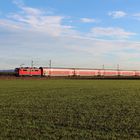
[0,79,140,139]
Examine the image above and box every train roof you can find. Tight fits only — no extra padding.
[15,66,140,71]
[16,67,39,69]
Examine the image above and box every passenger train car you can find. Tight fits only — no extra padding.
[40,67,74,77]
[15,67,140,78]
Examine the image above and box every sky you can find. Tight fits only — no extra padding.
[1,0,140,69]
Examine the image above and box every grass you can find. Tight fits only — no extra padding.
[0,79,140,139]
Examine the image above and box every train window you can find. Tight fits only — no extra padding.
[23,70,27,71]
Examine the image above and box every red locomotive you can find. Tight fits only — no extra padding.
[15,67,41,76]
[15,67,140,78]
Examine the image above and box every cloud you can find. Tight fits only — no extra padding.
[132,13,140,20]
[133,13,140,17]
[89,27,136,39]
[0,19,22,29]
[1,2,135,39]
[0,23,140,69]
[80,18,98,23]
[109,11,140,21]
[0,1,73,36]
[64,37,140,68]
[1,26,140,69]
[108,11,127,18]
[12,0,24,7]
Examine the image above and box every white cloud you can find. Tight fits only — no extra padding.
[80,18,97,23]
[108,11,127,18]
[21,6,43,16]
[133,13,140,17]
[0,19,23,29]
[64,37,140,69]
[1,2,135,39]
[12,0,24,7]
[89,27,136,39]
[1,1,73,36]
[1,26,140,69]
[132,13,140,20]
[0,24,140,69]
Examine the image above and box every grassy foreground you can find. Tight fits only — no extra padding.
[0,79,140,139]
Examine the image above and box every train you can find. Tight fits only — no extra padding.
[15,67,140,78]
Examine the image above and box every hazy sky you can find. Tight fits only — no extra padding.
[1,0,140,69]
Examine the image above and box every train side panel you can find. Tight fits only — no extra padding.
[119,71,136,76]
[103,70,119,76]
[42,68,74,76]
[75,69,99,76]
[135,71,140,76]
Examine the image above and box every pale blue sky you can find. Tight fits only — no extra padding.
[1,0,140,69]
